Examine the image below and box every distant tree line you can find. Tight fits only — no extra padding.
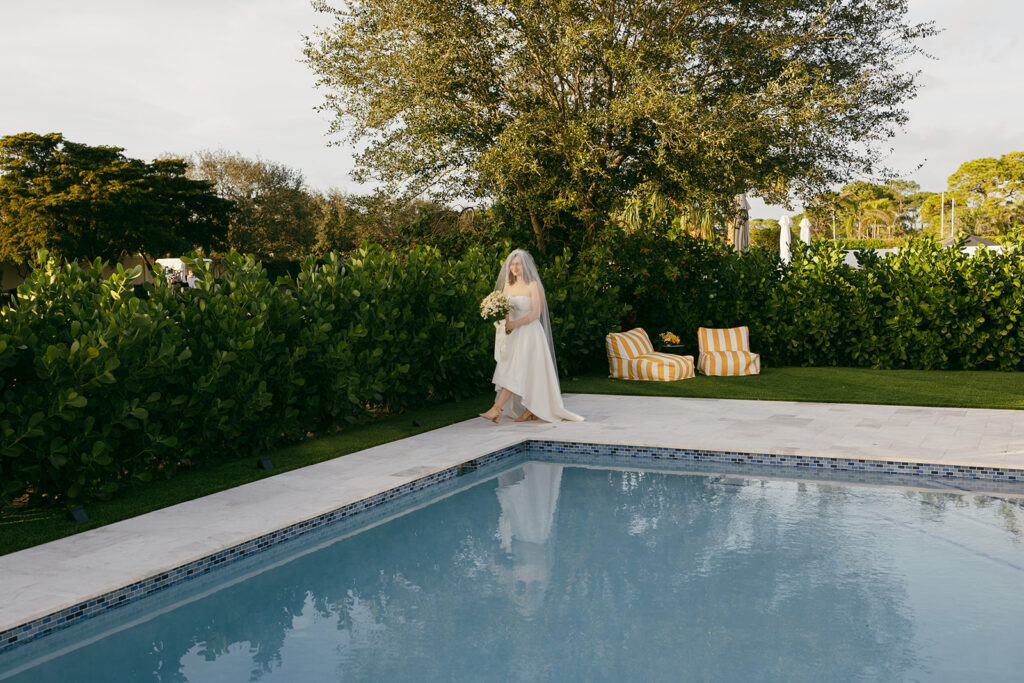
[0,133,519,269]
[768,151,1024,242]
[2,131,1021,272]
[0,132,233,266]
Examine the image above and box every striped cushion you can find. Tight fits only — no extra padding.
[606,329,694,381]
[696,326,761,376]
[606,328,655,359]
[626,352,695,381]
[697,350,760,376]
[698,326,751,353]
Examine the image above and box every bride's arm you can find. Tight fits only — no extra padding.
[506,283,543,331]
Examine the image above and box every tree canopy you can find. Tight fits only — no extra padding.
[304,0,934,249]
[187,150,318,260]
[0,132,232,263]
[944,152,1024,235]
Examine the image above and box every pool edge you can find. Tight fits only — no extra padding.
[5,435,1024,655]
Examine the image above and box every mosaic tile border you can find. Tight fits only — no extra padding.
[0,442,528,656]
[5,436,1024,656]
[530,440,1024,482]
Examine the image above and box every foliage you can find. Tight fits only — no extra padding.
[583,228,761,357]
[543,249,626,377]
[304,0,934,250]
[188,150,494,259]
[3,230,1020,508]
[944,152,1024,236]
[187,150,317,260]
[0,253,188,505]
[592,230,1024,372]
[806,152,1024,242]
[804,180,931,241]
[0,133,232,263]
[750,222,781,252]
[0,244,620,506]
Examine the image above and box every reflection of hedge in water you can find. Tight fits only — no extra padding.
[1,233,1021,505]
[12,469,925,680]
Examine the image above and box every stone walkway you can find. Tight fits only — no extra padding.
[3,394,1024,635]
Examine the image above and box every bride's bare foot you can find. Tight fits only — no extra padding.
[479,407,501,424]
[514,410,538,422]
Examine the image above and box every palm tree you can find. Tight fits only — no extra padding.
[862,198,900,239]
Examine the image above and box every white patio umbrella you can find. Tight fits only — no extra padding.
[779,215,793,264]
[799,217,812,245]
[732,194,751,254]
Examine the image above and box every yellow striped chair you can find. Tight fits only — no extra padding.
[697,326,761,376]
[605,328,695,381]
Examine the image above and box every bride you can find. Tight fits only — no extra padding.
[479,249,584,424]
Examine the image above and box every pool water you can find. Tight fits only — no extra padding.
[4,457,1024,681]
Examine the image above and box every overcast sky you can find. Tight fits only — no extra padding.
[2,0,1021,219]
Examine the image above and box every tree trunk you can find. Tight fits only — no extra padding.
[529,210,545,253]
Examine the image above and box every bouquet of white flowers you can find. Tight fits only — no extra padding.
[480,291,512,326]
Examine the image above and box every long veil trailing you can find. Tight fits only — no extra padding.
[493,249,559,377]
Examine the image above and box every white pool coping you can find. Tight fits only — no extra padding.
[3,394,1024,636]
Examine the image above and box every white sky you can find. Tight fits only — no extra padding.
[1,0,1022,220]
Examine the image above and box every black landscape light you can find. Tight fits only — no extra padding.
[257,457,274,471]
[67,506,89,523]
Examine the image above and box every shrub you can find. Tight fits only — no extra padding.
[2,234,1020,508]
[0,254,186,504]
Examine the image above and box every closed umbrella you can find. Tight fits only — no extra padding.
[799,217,812,245]
[779,215,793,264]
[732,194,751,254]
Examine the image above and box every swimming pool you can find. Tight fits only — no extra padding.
[3,448,1024,681]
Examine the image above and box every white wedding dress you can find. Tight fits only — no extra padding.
[492,295,584,423]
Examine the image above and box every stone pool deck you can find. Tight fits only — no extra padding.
[3,394,1024,637]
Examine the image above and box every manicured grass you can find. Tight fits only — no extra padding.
[2,366,1021,555]
[563,366,1024,410]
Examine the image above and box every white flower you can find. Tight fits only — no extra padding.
[479,291,512,321]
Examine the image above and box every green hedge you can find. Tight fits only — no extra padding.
[0,245,622,506]
[2,235,1021,507]
[582,232,1023,371]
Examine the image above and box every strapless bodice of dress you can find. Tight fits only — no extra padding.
[507,295,532,322]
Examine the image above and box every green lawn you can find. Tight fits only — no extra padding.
[564,366,1024,410]
[2,366,1021,556]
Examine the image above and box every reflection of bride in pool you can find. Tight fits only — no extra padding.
[492,462,564,615]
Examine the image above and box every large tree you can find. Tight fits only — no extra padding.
[187,150,318,260]
[0,132,232,263]
[304,0,934,249]
[945,152,1024,235]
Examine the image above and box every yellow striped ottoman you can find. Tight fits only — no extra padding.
[605,328,695,381]
[696,326,761,376]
